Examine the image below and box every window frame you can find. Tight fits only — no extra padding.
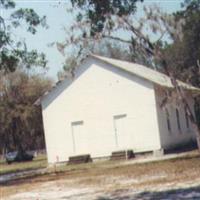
[184,106,190,129]
[165,108,171,133]
[176,108,181,131]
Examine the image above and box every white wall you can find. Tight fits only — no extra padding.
[154,86,196,149]
[42,58,161,163]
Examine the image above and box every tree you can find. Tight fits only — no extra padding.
[0,71,52,154]
[162,0,200,87]
[70,0,143,36]
[0,0,51,154]
[162,0,200,128]
[0,0,48,73]
[60,0,200,150]
[57,40,134,80]
[56,0,144,61]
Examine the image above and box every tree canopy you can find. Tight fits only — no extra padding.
[71,0,143,36]
[0,71,52,153]
[0,0,48,73]
[162,0,200,87]
[0,0,51,154]
[57,0,145,63]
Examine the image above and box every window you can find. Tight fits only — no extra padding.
[185,106,190,129]
[165,108,171,133]
[176,108,181,131]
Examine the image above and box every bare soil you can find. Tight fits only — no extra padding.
[1,150,200,200]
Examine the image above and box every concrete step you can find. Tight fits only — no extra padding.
[110,150,135,160]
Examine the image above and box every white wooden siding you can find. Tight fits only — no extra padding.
[154,86,196,149]
[42,58,161,163]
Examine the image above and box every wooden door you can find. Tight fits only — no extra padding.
[113,114,129,149]
[71,121,84,154]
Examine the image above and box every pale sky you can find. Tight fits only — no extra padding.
[5,0,184,80]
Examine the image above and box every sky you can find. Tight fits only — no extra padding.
[3,0,184,80]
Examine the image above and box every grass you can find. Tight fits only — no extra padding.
[1,150,199,178]
[1,150,200,198]
[3,150,200,183]
[0,154,47,176]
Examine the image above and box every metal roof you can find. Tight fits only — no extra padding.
[91,54,200,92]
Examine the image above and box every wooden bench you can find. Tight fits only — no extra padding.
[110,150,135,160]
[68,154,92,164]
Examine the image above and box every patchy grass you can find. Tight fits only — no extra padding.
[1,150,200,199]
[0,154,47,175]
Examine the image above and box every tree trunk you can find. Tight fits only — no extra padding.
[181,94,200,151]
[184,102,200,151]
[12,117,25,153]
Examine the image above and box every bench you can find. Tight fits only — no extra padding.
[68,154,92,164]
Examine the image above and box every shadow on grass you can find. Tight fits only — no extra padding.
[97,186,200,200]
[164,141,197,154]
[1,166,90,187]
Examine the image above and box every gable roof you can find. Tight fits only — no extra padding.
[35,54,200,105]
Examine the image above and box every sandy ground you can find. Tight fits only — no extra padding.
[1,151,200,200]
[3,175,200,200]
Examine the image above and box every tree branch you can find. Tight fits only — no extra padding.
[0,16,6,31]
[156,31,166,44]
[122,17,155,55]
[102,34,132,45]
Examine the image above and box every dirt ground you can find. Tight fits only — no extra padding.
[1,151,200,200]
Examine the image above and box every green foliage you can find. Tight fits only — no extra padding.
[70,0,143,37]
[181,0,200,11]
[0,71,52,152]
[0,0,51,154]
[11,8,47,34]
[0,0,48,73]
[0,0,15,9]
[162,0,200,87]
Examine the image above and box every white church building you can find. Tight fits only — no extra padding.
[36,55,200,164]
